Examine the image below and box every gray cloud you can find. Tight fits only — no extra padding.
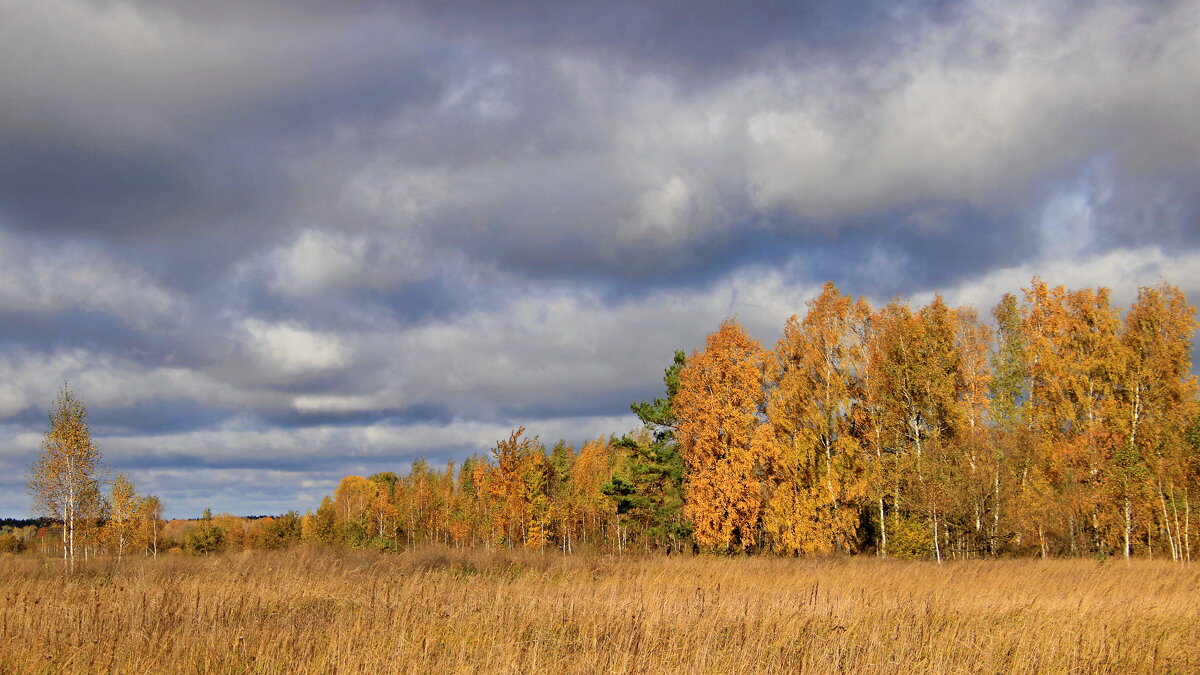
[0,0,1197,517]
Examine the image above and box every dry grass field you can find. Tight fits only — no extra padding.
[1,549,1198,674]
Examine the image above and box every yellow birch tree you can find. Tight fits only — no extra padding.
[765,282,871,554]
[27,385,103,572]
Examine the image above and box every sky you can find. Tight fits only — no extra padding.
[1,0,1198,518]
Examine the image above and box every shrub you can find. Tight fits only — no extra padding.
[0,534,23,554]
[185,521,226,555]
[888,513,935,559]
[259,512,303,550]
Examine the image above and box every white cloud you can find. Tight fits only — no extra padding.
[915,246,1200,315]
[621,175,695,242]
[260,225,435,297]
[242,320,349,376]
[271,230,369,293]
[0,348,269,421]
[0,229,177,324]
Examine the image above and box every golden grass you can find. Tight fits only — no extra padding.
[1,548,1198,673]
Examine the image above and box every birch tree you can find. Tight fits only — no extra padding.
[138,495,163,557]
[765,282,871,554]
[1118,283,1198,560]
[27,385,103,572]
[107,473,140,562]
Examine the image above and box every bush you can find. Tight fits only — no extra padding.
[185,522,226,555]
[888,514,935,559]
[364,537,398,553]
[0,533,23,554]
[258,512,302,550]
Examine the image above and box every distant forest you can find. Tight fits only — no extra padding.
[10,277,1198,562]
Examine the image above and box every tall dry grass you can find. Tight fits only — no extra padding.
[1,548,1197,673]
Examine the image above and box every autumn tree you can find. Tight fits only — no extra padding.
[851,305,891,556]
[487,427,546,547]
[448,456,488,547]
[400,462,432,545]
[1017,279,1071,555]
[333,475,376,546]
[367,472,400,546]
[1117,283,1198,559]
[1023,280,1125,556]
[259,511,303,550]
[870,298,963,561]
[27,385,104,572]
[433,463,457,546]
[987,293,1029,554]
[138,495,163,557]
[951,307,995,556]
[991,293,1029,430]
[106,473,140,562]
[570,437,617,550]
[675,319,770,552]
[764,282,871,555]
[185,509,225,554]
[303,496,337,545]
[546,441,580,552]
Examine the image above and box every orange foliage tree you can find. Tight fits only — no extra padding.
[675,319,771,552]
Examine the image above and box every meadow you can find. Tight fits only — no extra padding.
[1,549,1197,674]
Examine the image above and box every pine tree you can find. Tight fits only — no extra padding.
[604,350,691,553]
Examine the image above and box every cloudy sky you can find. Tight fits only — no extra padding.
[1,0,1198,518]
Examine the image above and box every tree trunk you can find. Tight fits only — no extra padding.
[1185,490,1192,563]
[879,497,887,559]
[1171,485,1183,563]
[1068,516,1077,557]
[1123,498,1132,559]
[893,482,901,554]
[932,511,942,564]
[992,469,1001,556]
[1160,492,1179,562]
[67,507,75,573]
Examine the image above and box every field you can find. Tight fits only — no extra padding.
[1,549,1198,674]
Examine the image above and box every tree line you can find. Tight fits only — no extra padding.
[303,278,1199,560]
[17,277,1198,562]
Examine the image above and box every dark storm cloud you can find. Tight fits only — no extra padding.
[0,0,447,279]
[410,0,966,80]
[0,0,1002,295]
[1,0,1198,516]
[254,402,456,430]
[92,399,236,436]
[1092,171,1200,254]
